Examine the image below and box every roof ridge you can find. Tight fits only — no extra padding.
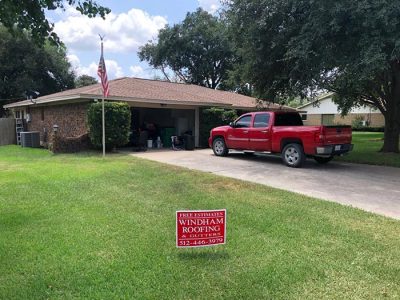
[128,76,188,85]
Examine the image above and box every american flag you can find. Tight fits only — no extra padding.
[97,42,109,97]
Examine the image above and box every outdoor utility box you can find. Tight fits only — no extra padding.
[20,131,40,148]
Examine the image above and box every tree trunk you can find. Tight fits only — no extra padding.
[381,64,400,153]
[381,110,400,153]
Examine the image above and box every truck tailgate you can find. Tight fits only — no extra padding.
[323,126,352,145]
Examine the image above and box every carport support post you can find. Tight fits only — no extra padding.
[195,107,199,147]
[102,97,105,157]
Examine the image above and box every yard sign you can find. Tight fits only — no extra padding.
[176,209,226,248]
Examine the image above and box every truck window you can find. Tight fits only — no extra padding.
[254,113,270,128]
[274,113,303,126]
[235,115,252,128]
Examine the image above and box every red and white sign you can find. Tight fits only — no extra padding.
[176,209,226,248]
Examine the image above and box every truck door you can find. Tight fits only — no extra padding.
[226,114,252,149]
[248,113,272,151]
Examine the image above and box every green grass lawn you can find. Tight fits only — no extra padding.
[337,132,400,167]
[1,145,399,299]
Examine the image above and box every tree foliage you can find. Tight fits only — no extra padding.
[199,107,237,146]
[227,0,400,152]
[139,8,234,89]
[0,26,75,116]
[87,102,131,150]
[0,0,110,45]
[75,75,98,87]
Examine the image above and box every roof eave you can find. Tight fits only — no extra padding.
[4,93,249,109]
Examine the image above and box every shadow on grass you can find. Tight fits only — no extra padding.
[178,250,230,261]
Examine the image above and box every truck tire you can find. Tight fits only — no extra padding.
[212,137,228,156]
[314,156,333,164]
[282,143,305,168]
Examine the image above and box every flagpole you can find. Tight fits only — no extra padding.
[100,35,106,158]
[102,94,105,158]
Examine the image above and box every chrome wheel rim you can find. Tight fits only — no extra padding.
[284,147,299,165]
[214,140,225,155]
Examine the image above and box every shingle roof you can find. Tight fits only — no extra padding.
[4,77,287,110]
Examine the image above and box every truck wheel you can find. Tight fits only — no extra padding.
[314,156,333,164]
[212,137,228,156]
[282,143,305,168]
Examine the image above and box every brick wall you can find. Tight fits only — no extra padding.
[27,102,89,144]
[333,113,384,127]
[304,113,384,127]
[304,114,321,125]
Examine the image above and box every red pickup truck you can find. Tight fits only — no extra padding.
[208,111,353,167]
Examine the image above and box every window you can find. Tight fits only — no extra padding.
[235,115,252,128]
[301,114,308,121]
[254,113,270,128]
[274,113,303,126]
[15,110,21,119]
[41,108,45,121]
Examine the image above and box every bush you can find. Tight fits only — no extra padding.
[352,115,365,129]
[87,102,131,149]
[199,107,238,147]
[52,133,91,153]
[352,127,384,132]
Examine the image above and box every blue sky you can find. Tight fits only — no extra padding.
[46,0,221,80]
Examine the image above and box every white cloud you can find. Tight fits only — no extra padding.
[54,7,167,53]
[130,65,159,79]
[68,54,124,79]
[129,65,144,77]
[67,54,80,68]
[198,0,221,14]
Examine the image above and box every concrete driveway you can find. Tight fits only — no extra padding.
[131,149,400,220]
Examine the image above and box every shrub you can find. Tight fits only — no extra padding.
[352,127,384,132]
[352,115,365,129]
[52,133,91,153]
[199,107,238,147]
[87,101,131,149]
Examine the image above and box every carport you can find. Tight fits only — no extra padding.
[128,102,198,147]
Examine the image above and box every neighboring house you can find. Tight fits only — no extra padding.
[3,77,288,148]
[297,93,385,127]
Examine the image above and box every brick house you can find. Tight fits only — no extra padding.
[4,77,286,148]
[297,93,385,127]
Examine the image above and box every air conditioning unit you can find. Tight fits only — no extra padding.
[20,131,40,148]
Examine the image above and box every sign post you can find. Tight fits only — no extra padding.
[176,209,226,248]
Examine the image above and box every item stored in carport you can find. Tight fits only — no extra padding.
[184,134,195,150]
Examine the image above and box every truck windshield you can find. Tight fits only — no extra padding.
[274,113,303,126]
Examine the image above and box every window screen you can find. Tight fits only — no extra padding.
[254,113,270,128]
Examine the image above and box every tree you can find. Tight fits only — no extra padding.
[227,0,400,152]
[87,102,131,150]
[0,0,110,46]
[75,75,98,87]
[138,8,234,89]
[0,26,75,116]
